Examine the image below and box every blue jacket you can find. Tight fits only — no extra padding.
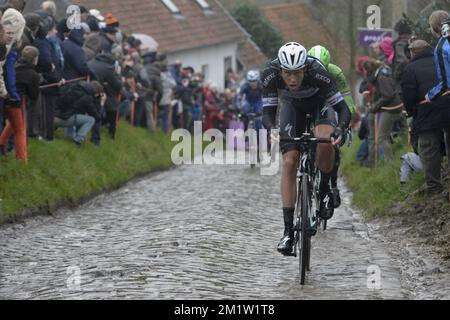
[428,37,450,100]
[4,47,20,103]
[62,29,90,80]
[35,37,53,74]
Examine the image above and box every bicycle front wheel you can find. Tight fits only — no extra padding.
[299,175,312,285]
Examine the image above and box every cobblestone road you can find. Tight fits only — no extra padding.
[0,154,422,299]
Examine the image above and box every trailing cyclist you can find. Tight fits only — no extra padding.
[308,45,357,116]
[308,45,355,203]
[261,42,351,256]
[239,70,264,162]
[239,70,264,132]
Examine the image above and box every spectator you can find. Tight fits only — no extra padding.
[157,60,176,134]
[40,19,64,142]
[83,16,102,61]
[142,50,163,132]
[0,8,24,139]
[54,81,104,146]
[392,19,413,92]
[356,113,370,166]
[21,13,40,51]
[40,1,57,19]
[379,36,395,66]
[0,46,39,161]
[99,13,119,54]
[426,11,450,102]
[88,53,123,141]
[130,50,151,128]
[169,60,182,86]
[0,0,26,13]
[56,18,70,42]
[400,152,423,184]
[31,13,54,139]
[364,58,404,162]
[118,70,138,121]
[62,28,91,81]
[402,37,450,195]
[179,67,195,132]
[369,42,386,63]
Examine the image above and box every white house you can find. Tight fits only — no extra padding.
[72,0,266,90]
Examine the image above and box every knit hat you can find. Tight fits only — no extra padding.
[24,13,41,33]
[21,45,40,62]
[105,13,120,28]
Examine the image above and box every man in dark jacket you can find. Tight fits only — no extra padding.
[88,53,123,141]
[364,59,404,162]
[142,51,163,131]
[62,28,93,81]
[401,40,450,194]
[21,13,40,52]
[55,81,104,146]
[392,19,412,93]
[39,18,65,141]
[98,28,116,55]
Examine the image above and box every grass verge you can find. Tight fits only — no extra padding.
[341,134,425,219]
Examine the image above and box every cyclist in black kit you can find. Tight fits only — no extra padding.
[261,42,351,256]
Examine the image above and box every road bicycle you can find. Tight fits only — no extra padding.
[281,115,331,285]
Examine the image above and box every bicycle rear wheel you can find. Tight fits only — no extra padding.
[298,175,312,285]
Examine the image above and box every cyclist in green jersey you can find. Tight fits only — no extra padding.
[308,45,356,208]
[308,45,357,115]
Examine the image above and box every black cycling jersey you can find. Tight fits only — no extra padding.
[261,57,351,132]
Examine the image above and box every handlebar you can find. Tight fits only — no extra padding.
[280,135,331,144]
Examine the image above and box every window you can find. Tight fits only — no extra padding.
[194,0,214,15]
[195,0,210,10]
[161,0,180,14]
[202,64,210,81]
[224,57,232,74]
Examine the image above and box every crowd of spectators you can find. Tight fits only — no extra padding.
[0,0,245,163]
[355,12,450,201]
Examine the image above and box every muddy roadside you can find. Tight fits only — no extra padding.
[362,174,450,299]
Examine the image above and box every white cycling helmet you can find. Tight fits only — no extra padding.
[247,70,260,82]
[278,42,308,71]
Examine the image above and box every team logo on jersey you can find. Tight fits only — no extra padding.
[263,72,276,87]
[315,73,331,84]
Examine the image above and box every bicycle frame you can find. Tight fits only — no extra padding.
[281,114,330,284]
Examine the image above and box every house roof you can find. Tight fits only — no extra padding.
[238,38,268,70]
[262,3,351,72]
[74,0,247,53]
